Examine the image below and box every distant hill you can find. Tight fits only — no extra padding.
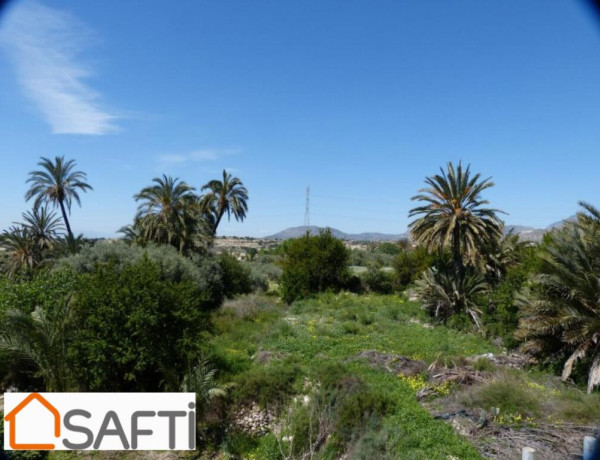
[267,218,578,243]
[505,225,547,242]
[505,216,578,242]
[546,215,577,230]
[266,226,408,242]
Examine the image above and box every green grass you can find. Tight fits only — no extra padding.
[209,292,494,459]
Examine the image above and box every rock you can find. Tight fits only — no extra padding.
[451,416,478,437]
[229,403,275,436]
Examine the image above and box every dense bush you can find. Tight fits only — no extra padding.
[0,268,78,316]
[392,246,433,290]
[362,268,395,294]
[279,229,349,303]
[218,253,253,298]
[70,257,212,391]
[57,241,224,304]
[376,241,402,256]
[244,259,282,281]
[0,270,79,390]
[233,360,302,407]
[349,249,394,268]
[0,255,218,392]
[481,245,538,347]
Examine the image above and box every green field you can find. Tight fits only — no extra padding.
[207,293,493,459]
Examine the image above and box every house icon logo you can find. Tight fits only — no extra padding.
[4,393,60,450]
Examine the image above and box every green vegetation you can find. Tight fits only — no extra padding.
[3,157,600,458]
[279,229,350,303]
[409,161,503,275]
[208,293,491,459]
[200,169,249,235]
[128,174,212,253]
[25,155,93,241]
[517,202,600,393]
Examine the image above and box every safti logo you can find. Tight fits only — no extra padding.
[4,393,196,451]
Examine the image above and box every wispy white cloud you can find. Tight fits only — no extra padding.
[0,1,119,135]
[158,148,241,165]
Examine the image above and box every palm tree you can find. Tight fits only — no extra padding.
[0,226,36,278]
[415,267,488,330]
[21,206,63,254]
[134,175,202,252]
[180,359,232,406]
[117,223,142,245]
[0,298,75,391]
[25,156,93,240]
[201,169,248,234]
[0,208,63,278]
[409,162,503,274]
[60,233,86,256]
[479,230,528,283]
[517,202,600,393]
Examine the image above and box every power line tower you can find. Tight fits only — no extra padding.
[304,186,310,227]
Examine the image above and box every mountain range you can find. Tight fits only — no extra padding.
[267,217,577,242]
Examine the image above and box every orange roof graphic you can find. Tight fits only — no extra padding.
[5,393,60,450]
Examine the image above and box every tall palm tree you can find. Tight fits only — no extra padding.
[409,162,503,273]
[201,169,248,235]
[25,156,93,240]
[517,202,600,393]
[134,175,201,252]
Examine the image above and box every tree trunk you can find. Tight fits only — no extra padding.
[213,210,223,236]
[453,226,463,275]
[58,200,73,240]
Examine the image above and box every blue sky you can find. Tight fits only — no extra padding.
[1,0,600,237]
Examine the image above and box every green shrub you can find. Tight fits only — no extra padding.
[349,249,394,268]
[460,371,542,417]
[554,388,600,424]
[57,241,224,304]
[233,360,302,407]
[342,321,361,335]
[221,432,259,458]
[245,258,282,281]
[70,256,212,391]
[376,242,402,256]
[242,262,271,292]
[393,246,433,290]
[481,245,538,347]
[0,268,79,390]
[280,229,349,303]
[220,294,280,319]
[472,357,495,372]
[343,274,365,294]
[218,253,253,298]
[282,365,395,458]
[0,268,78,316]
[362,268,394,294]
